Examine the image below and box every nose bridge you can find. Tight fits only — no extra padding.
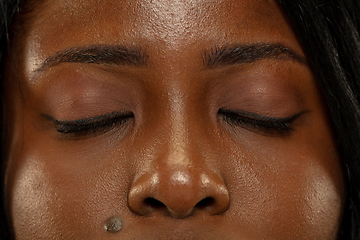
[157,87,204,188]
[153,67,202,164]
[166,94,194,169]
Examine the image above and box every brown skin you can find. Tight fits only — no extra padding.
[3,0,345,239]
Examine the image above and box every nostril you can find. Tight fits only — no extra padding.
[128,172,230,217]
[144,197,166,209]
[195,197,215,209]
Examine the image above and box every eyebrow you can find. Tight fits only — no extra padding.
[36,45,148,72]
[202,43,307,68]
[36,43,305,72]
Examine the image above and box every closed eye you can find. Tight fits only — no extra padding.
[44,111,134,137]
[218,108,307,135]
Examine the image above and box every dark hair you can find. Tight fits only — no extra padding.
[0,1,21,239]
[278,1,360,239]
[1,0,360,239]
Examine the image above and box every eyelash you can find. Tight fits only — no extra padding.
[47,112,134,136]
[218,108,305,135]
[46,109,303,138]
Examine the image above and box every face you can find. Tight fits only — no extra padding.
[3,0,345,239]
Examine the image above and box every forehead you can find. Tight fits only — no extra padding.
[31,0,289,38]
[22,0,301,74]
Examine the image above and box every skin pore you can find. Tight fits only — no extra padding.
[3,0,345,239]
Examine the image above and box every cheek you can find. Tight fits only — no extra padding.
[5,130,132,239]
[221,127,344,239]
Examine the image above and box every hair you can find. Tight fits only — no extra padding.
[0,1,21,239]
[278,1,360,239]
[1,0,360,239]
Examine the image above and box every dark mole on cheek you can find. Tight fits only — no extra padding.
[104,216,123,233]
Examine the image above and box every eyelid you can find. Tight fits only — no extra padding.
[43,111,134,134]
[219,109,306,122]
[218,108,308,134]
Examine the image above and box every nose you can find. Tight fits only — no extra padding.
[127,89,230,218]
[128,156,230,219]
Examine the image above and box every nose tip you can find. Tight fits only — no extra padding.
[128,169,230,218]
